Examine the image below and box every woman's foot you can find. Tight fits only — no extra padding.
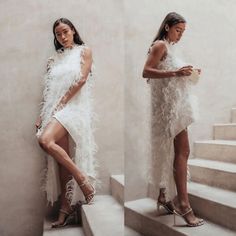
[173,204,204,227]
[157,201,174,214]
[157,188,174,214]
[51,207,74,228]
[79,180,96,204]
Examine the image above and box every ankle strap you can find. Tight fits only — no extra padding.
[79,180,89,187]
[59,209,70,215]
[181,207,193,216]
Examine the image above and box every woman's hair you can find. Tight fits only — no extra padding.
[152,12,186,44]
[53,18,84,50]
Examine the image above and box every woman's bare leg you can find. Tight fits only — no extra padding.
[52,134,72,226]
[58,135,72,208]
[174,129,190,206]
[38,119,93,199]
[173,129,203,224]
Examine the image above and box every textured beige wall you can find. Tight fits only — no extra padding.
[124,0,236,201]
[0,1,124,235]
[124,2,151,201]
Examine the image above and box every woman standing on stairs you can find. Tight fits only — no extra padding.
[35,18,97,228]
[142,12,204,227]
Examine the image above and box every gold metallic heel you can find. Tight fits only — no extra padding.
[157,202,160,214]
[173,212,176,225]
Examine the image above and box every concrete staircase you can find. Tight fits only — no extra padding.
[125,108,236,235]
[82,174,141,236]
[81,175,124,236]
[43,221,84,236]
[44,174,127,236]
[82,195,123,236]
[125,198,235,236]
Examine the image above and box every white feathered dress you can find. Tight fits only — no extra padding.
[36,44,97,206]
[149,40,198,201]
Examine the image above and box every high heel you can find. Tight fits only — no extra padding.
[51,208,76,228]
[157,188,174,214]
[157,201,174,214]
[79,180,96,204]
[157,202,161,214]
[72,203,82,224]
[173,207,204,227]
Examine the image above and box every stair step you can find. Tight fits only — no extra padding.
[125,198,236,236]
[81,195,123,236]
[111,174,124,204]
[213,123,236,140]
[231,108,236,122]
[188,159,236,191]
[43,219,84,236]
[194,140,236,164]
[188,182,236,231]
[125,226,143,236]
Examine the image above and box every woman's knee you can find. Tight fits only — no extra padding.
[38,135,54,151]
[183,148,190,158]
[175,148,190,159]
[174,130,190,158]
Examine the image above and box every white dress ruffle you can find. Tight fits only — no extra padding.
[149,40,198,201]
[36,44,97,206]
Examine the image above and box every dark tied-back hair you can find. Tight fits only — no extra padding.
[152,12,186,45]
[53,18,84,51]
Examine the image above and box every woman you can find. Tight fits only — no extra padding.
[142,12,203,227]
[35,18,97,228]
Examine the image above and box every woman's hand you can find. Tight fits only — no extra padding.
[35,116,42,131]
[195,68,201,75]
[175,65,193,77]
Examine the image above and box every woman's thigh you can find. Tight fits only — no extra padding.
[40,118,68,143]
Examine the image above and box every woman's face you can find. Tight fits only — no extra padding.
[54,23,75,48]
[166,22,186,43]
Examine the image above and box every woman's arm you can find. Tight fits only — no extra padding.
[54,47,93,112]
[142,41,192,79]
[35,57,54,131]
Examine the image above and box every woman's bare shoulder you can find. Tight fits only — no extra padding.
[80,44,92,59]
[150,40,167,54]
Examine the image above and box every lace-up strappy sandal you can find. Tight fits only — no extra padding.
[51,208,76,228]
[79,180,96,204]
[173,207,204,227]
[157,188,174,214]
[157,200,174,214]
